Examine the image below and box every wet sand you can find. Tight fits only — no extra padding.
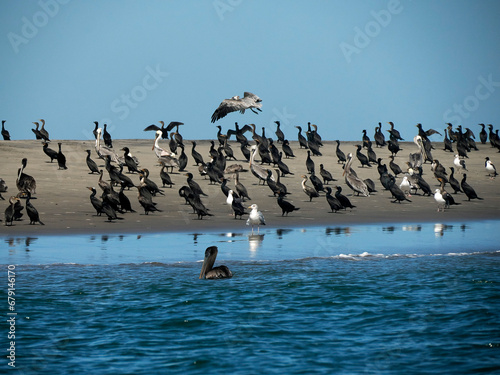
[0,137,499,236]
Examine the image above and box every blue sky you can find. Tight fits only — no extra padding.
[1,0,499,142]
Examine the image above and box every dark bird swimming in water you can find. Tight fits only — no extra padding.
[199,246,232,279]
[211,92,262,123]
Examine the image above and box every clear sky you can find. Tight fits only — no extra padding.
[1,0,499,142]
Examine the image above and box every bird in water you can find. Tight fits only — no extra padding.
[485,157,497,178]
[57,143,68,170]
[199,246,232,279]
[461,174,483,201]
[4,196,20,226]
[42,142,58,162]
[211,92,262,123]
[1,120,11,140]
[26,192,44,225]
[247,204,266,233]
[277,192,299,216]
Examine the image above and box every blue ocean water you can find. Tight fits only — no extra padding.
[2,221,500,374]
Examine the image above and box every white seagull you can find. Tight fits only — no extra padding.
[399,175,412,197]
[211,92,262,123]
[485,157,497,178]
[454,154,467,173]
[434,188,446,212]
[246,204,266,233]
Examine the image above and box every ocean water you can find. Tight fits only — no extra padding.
[2,221,500,374]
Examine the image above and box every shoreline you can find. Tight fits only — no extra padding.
[1,138,499,237]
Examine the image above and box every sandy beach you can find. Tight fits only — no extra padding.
[0,136,499,236]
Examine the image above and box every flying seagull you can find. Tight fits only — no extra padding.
[211,92,262,123]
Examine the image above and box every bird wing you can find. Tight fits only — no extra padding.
[144,124,161,132]
[211,98,247,123]
[165,122,184,131]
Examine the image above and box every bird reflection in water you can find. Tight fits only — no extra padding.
[434,223,454,237]
[5,237,38,251]
[325,227,351,236]
[248,233,264,254]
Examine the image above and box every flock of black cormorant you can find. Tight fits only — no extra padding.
[1,115,498,230]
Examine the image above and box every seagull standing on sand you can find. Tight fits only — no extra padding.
[247,204,266,233]
[211,92,262,123]
[485,157,497,178]
[454,154,467,173]
[434,189,446,212]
